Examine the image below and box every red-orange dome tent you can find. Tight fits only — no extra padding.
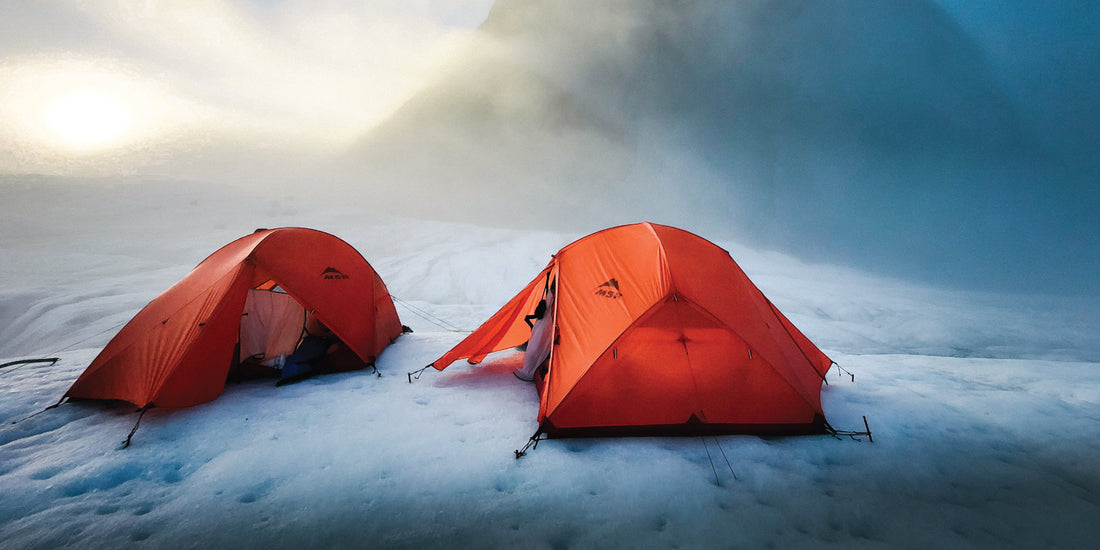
[431,222,834,436]
[66,227,404,409]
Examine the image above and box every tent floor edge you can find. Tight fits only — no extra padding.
[539,419,830,439]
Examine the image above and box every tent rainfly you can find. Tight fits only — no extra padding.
[66,227,403,409]
[430,222,835,437]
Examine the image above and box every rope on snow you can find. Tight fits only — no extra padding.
[53,319,128,354]
[389,295,467,333]
[9,396,67,425]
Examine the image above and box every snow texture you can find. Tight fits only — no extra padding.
[2,181,1098,549]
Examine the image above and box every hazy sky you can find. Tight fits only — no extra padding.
[2,0,1093,177]
[0,0,494,175]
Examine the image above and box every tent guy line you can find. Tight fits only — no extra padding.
[1,317,127,379]
[389,295,467,332]
[700,436,738,486]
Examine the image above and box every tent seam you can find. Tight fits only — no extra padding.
[677,295,822,415]
[544,290,673,420]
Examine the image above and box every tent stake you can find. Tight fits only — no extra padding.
[122,407,151,449]
[407,365,431,383]
[514,429,544,459]
[824,417,873,443]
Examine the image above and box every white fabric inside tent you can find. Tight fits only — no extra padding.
[239,288,305,365]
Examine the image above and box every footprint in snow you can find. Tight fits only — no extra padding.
[238,479,276,503]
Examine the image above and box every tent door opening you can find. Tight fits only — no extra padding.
[233,287,307,379]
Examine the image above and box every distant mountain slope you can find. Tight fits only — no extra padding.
[346,0,1095,295]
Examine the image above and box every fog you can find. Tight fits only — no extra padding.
[2,0,1098,297]
[347,0,1100,298]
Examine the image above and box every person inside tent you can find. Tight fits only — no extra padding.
[277,310,339,384]
[515,279,556,381]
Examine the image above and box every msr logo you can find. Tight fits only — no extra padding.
[321,267,349,280]
[595,278,622,299]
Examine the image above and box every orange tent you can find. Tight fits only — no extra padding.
[66,227,403,409]
[431,222,833,436]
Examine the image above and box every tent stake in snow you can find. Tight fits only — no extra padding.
[514,429,545,459]
[408,364,432,383]
[122,406,152,449]
[832,361,855,382]
[826,416,873,442]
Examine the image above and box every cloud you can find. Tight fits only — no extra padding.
[0,0,493,176]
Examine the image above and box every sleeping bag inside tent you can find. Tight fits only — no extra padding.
[65,227,404,409]
[430,222,834,437]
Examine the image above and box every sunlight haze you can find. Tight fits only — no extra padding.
[0,0,494,175]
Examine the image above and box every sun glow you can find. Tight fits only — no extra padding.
[0,57,207,173]
[44,90,131,149]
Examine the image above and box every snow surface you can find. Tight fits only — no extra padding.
[2,181,1099,548]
